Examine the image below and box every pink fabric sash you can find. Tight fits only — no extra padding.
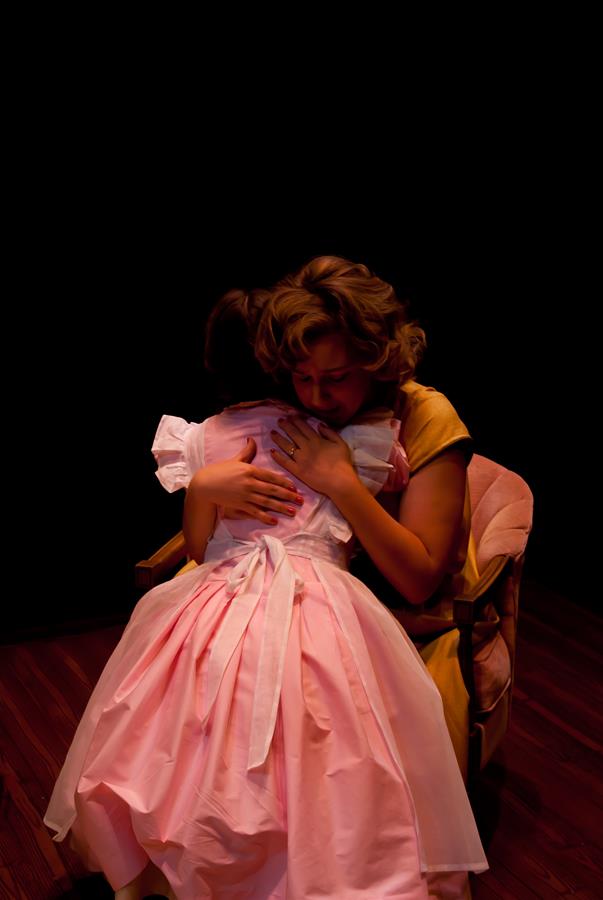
[201,530,347,772]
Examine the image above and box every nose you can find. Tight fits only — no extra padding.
[310,382,333,409]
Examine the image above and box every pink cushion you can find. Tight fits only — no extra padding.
[474,632,512,712]
[467,456,533,711]
[468,454,533,574]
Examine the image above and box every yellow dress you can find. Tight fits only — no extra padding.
[350,380,480,787]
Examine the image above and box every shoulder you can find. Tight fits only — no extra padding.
[398,380,460,417]
[397,380,473,475]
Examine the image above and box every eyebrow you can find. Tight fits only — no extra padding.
[293,366,350,374]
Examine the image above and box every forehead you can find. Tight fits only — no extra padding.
[294,333,358,373]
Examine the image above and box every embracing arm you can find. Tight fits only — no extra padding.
[182,471,218,564]
[330,448,467,605]
[182,439,305,563]
[268,414,467,606]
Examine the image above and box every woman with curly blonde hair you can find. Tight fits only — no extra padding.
[254,255,427,404]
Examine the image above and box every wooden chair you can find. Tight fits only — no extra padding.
[134,453,533,792]
[450,454,533,789]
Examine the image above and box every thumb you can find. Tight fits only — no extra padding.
[235,436,257,461]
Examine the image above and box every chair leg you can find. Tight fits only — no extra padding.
[466,724,482,806]
[456,619,482,797]
[456,622,476,712]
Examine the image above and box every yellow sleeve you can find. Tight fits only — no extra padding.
[397,381,474,475]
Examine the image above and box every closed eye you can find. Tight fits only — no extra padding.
[293,373,349,384]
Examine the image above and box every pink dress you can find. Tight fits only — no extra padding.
[43,399,489,899]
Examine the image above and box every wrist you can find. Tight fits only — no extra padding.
[190,467,209,495]
[328,466,363,502]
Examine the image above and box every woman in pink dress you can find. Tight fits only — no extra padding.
[43,269,488,898]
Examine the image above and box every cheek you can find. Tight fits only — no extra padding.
[292,382,309,405]
[343,376,372,406]
[292,381,306,396]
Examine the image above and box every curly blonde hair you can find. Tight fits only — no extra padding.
[255,256,427,392]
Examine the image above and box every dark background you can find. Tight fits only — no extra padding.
[8,158,593,639]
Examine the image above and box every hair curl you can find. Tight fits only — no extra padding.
[255,256,426,390]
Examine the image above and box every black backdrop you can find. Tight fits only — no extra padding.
[11,189,590,641]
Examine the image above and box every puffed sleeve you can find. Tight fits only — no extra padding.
[340,417,408,494]
[151,414,207,493]
[398,382,473,474]
[326,418,404,543]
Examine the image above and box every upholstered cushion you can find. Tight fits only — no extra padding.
[466,456,532,711]
[473,632,512,712]
[468,454,533,574]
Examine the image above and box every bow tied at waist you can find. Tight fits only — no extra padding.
[223,533,305,599]
[200,532,310,772]
[195,525,479,874]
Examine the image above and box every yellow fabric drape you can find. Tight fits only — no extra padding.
[364,381,481,784]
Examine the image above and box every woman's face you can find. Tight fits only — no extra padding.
[289,332,376,427]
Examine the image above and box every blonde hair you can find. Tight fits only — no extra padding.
[255,256,426,391]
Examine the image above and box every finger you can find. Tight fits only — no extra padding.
[253,486,304,508]
[270,430,298,456]
[317,421,339,442]
[249,466,298,493]
[249,475,301,504]
[248,491,298,516]
[235,437,257,461]
[222,507,253,520]
[240,502,280,526]
[284,415,316,439]
[269,448,296,471]
[278,416,312,441]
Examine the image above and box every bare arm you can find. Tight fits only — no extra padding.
[268,416,468,606]
[182,471,219,564]
[182,436,306,561]
[190,438,303,525]
[329,447,467,605]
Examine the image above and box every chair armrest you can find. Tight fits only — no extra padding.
[452,555,522,718]
[135,530,189,592]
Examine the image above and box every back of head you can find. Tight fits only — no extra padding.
[255,255,427,396]
[204,287,277,406]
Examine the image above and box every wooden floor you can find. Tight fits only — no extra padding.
[1,578,601,899]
